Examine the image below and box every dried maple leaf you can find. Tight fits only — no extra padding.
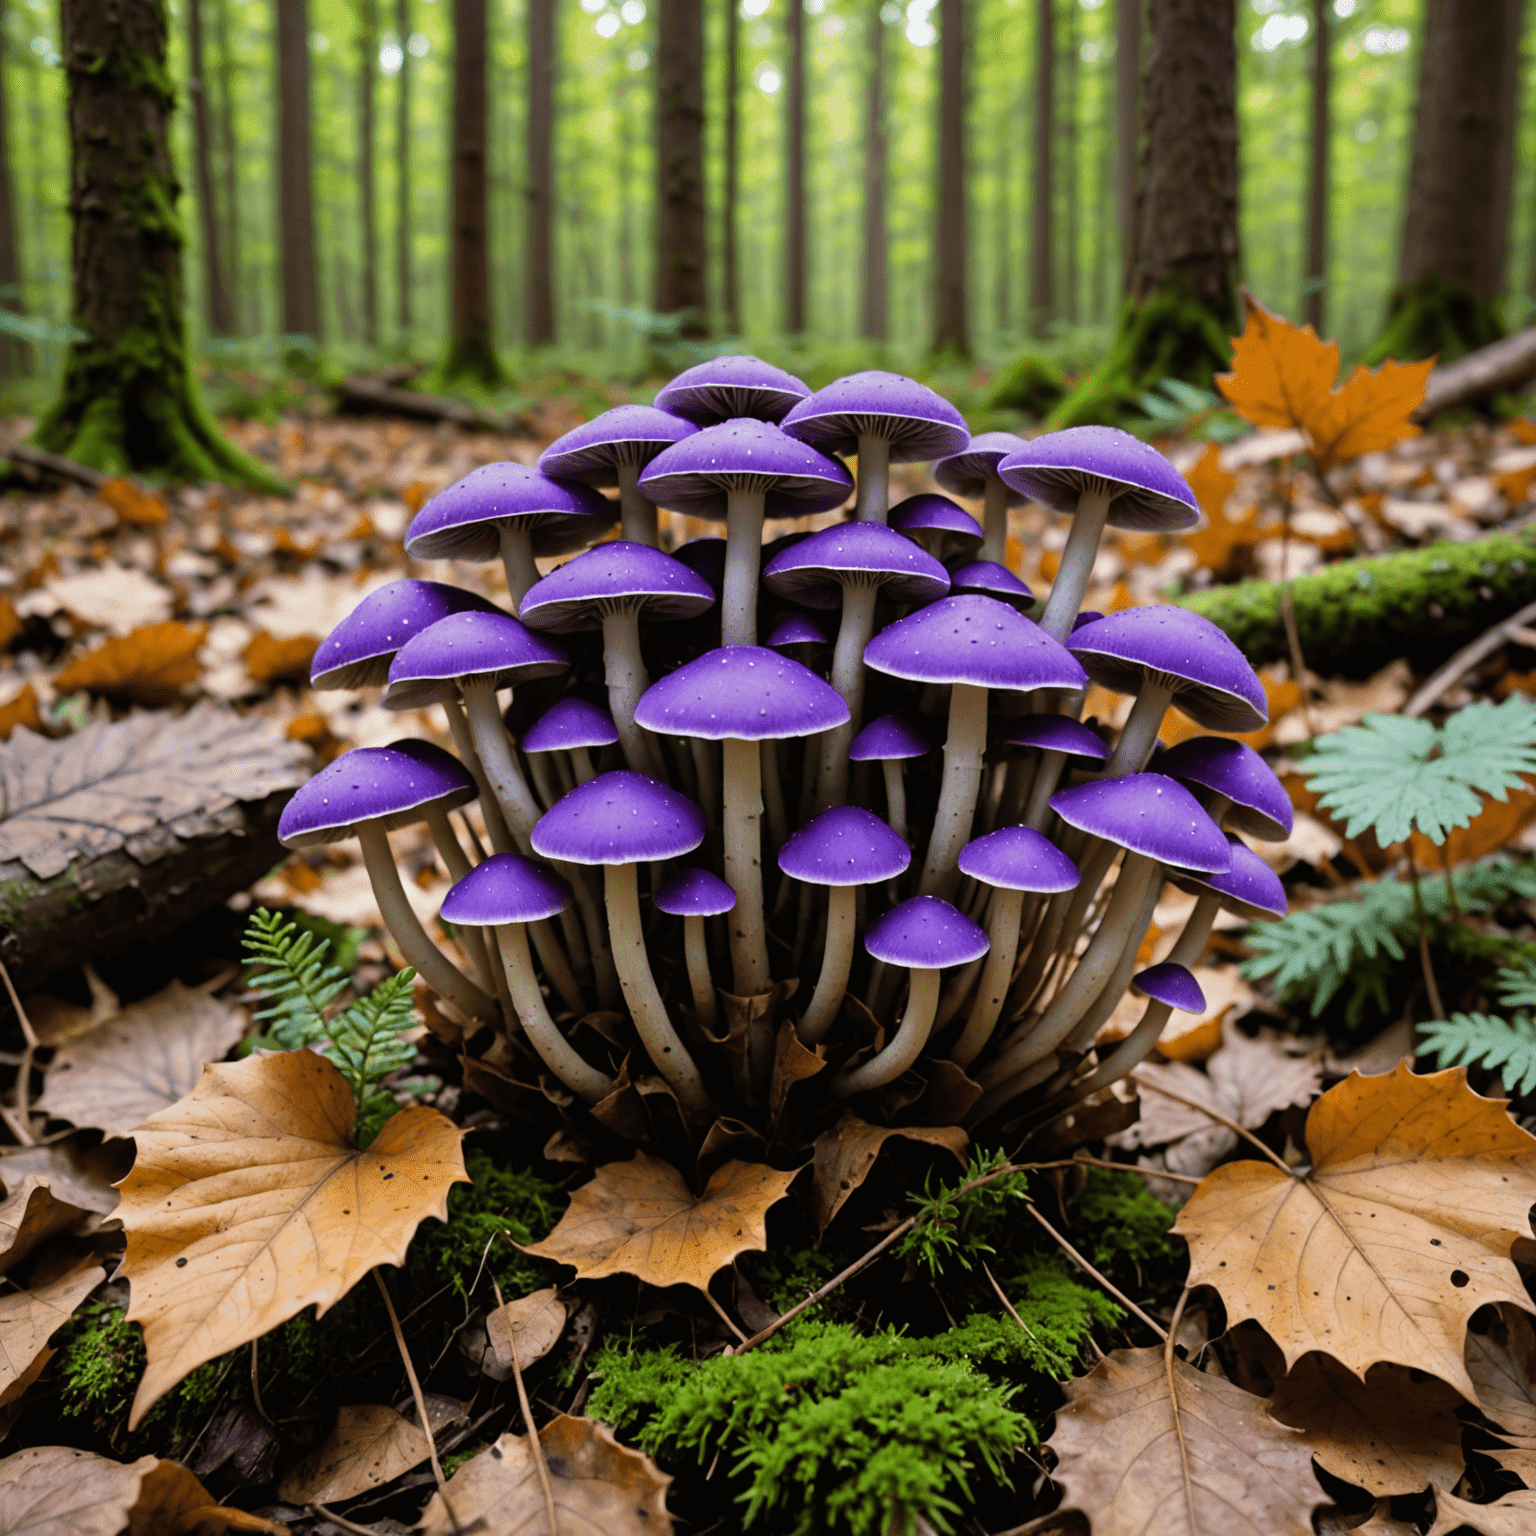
[419,1416,673,1536]
[0,1177,85,1278]
[1174,1062,1536,1401]
[38,978,247,1139]
[277,1403,431,1505]
[810,1114,967,1233]
[524,1151,798,1297]
[0,687,40,743]
[1426,1487,1536,1536]
[1409,780,1536,870]
[116,1049,466,1428]
[0,1265,103,1403]
[241,630,319,686]
[1466,1304,1536,1485]
[53,621,206,707]
[96,477,168,528]
[1183,496,1264,579]
[0,600,19,651]
[1047,1347,1318,1536]
[486,1286,568,1371]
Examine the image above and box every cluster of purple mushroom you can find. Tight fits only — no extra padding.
[277,357,1290,1135]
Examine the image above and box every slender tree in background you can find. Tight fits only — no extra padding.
[213,0,243,332]
[932,0,968,357]
[1062,0,1079,325]
[993,81,1015,335]
[0,19,26,379]
[358,0,379,347]
[276,0,319,341]
[186,0,233,335]
[1302,0,1328,332]
[396,0,412,342]
[525,0,555,347]
[1028,0,1053,335]
[1052,0,1238,424]
[1375,0,1523,361]
[860,0,887,343]
[785,0,806,334]
[655,0,707,335]
[37,0,282,486]
[1489,1,1524,301]
[617,66,636,306]
[722,0,741,335]
[1115,0,1139,290]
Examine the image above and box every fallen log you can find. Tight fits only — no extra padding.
[337,373,513,433]
[4,444,108,490]
[1416,325,1536,419]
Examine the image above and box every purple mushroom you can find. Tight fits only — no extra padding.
[781,371,970,524]
[520,696,619,785]
[1155,736,1293,843]
[653,355,812,425]
[849,714,931,845]
[1166,832,1287,969]
[309,579,501,691]
[403,462,614,614]
[1001,714,1109,829]
[998,428,1198,644]
[778,807,912,1044]
[932,431,1028,563]
[946,560,1034,612]
[831,896,989,1096]
[864,595,1087,899]
[537,404,698,547]
[766,609,836,654]
[888,493,986,564]
[653,867,736,1034]
[1069,962,1209,1104]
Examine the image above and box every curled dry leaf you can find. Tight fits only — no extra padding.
[524,1150,799,1297]
[0,1447,157,1536]
[0,1264,104,1404]
[0,1142,128,1217]
[1466,1304,1536,1484]
[1047,1347,1318,1536]
[116,1049,467,1429]
[0,1177,86,1277]
[418,1415,673,1536]
[1267,1354,1464,1496]
[1174,1062,1536,1402]
[277,1403,430,1505]
[37,978,247,1139]
[53,621,206,707]
[0,686,41,743]
[811,1114,968,1233]
[1426,1486,1536,1536]
[240,630,319,686]
[486,1286,568,1371]
[95,477,168,529]
[125,1458,285,1534]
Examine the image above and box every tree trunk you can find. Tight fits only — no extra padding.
[1115,0,1139,291]
[276,0,319,342]
[396,0,412,342]
[358,0,378,348]
[1062,0,1078,324]
[525,0,555,347]
[1376,0,1523,362]
[618,69,636,306]
[932,0,968,358]
[186,0,233,336]
[213,0,243,332]
[36,0,283,488]
[0,22,26,379]
[993,89,1013,336]
[441,0,504,382]
[785,0,806,334]
[1301,0,1328,332]
[655,0,707,335]
[860,0,887,342]
[1487,0,1525,300]
[1028,0,1053,335]
[722,0,740,334]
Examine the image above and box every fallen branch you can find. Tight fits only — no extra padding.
[337,374,513,433]
[4,443,108,489]
[1416,324,1536,420]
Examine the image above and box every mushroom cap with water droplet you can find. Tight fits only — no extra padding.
[1133,962,1207,1014]
[762,521,951,610]
[653,355,812,425]
[780,370,970,462]
[998,427,1199,532]
[441,852,574,926]
[946,559,1034,610]
[278,740,476,847]
[932,431,1030,503]
[518,541,716,632]
[1001,716,1109,763]
[848,713,931,762]
[404,462,615,561]
[638,418,853,519]
[310,579,502,691]
[520,697,620,754]
[1049,772,1232,874]
[1155,736,1293,842]
[1168,833,1287,919]
[383,610,570,710]
[888,492,985,548]
[778,806,912,887]
[653,867,737,916]
[537,404,698,485]
[863,895,990,969]
[531,770,706,865]
[957,825,1080,893]
[766,610,836,652]
[635,645,849,742]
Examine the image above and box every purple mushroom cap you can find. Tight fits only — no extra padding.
[849,714,931,762]
[634,646,849,742]
[404,462,615,562]
[766,610,836,651]
[1050,772,1232,873]
[1169,833,1288,920]
[383,610,570,709]
[888,493,985,547]
[653,355,812,425]
[762,521,951,610]
[863,895,990,969]
[932,431,1030,504]
[531,769,706,864]
[1002,716,1109,763]
[441,852,574,926]
[1073,610,1105,630]
[947,559,1034,610]
[864,595,1088,693]
[638,419,853,519]
[1134,962,1207,1014]
[278,740,475,847]
[780,371,970,462]
[997,427,1199,533]
[537,405,698,485]
[777,805,912,887]
[310,579,502,691]
[518,541,716,632]
[653,866,737,916]
[957,825,1080,893]
[520,696,620,753]
[672,537,727,594]
[1155,736,1293,842]
[1069,608,1267,734]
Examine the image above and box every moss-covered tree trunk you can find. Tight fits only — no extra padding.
[654,0,707,338]
[1051,0,1238,427]
[0,21,28,381]
[36,0,283,489]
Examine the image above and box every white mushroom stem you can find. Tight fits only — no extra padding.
[498,523,541,614]
[569,746,597,784]
[951,887,1027,1067]
[603,860,713,1114]
[683,914,718,1032]
[762,739,790,850]
[527,919,585,1016]
[882,759,908,842]
[831,967,941,1095]
[494,922,616,1102]
[1061,997,1176,1103]
[817,582,880,809]
[919,681,990,900]
[854,434,892,523]
[980,473,1010,564]
[722,735,771,998]
[1022,749,1070,829]
[600,608,661,775]
[617,462,660,546]
[722,487,767,645]
[797,884,858,1044]
[358,823,496,1021]
[462,678,543,849]
[1102,677,1176,778]
[1035,485,1114,643]
[525,750,561,813]
[424,806,500,1002]
[1062,876,1164,1054]
[441,696,514,855]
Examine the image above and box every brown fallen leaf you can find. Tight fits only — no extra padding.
[53,620,206,707]
[1410,781,1536,870]
[524,1151,799,1297]
[241,629,319,686]
[418,1415,673,1536]
[27,966,121,1048]
[1174,1062,1536,1403]
[1426,1486,1536,1536]
[37,977,247,1139]
[277,1403,429,1505]
[0,600,19,651]
[0,1446,159,1536]
[116,1049,467,1428]
[486,1287,569,1372]
[1268,1354,1464,1496]
[0,686,41,743]
[97,476,169,528]
[0,1349,53,1443]
[0,1141,128,1217]
[125,1458,284,1534]
[0,1176,86,1277]
[811,1114,968,1233]
[1047,1347,1318,1536]
[0,1264,104,1403]
[1466,1305,1536,1485]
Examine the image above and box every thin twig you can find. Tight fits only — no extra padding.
[1405,595,1536,717]
[375,1270,457,1530]
[1044,1155,1202,1186]
[1025,1202,1168,1341]
[1279,466,1316,738]
[249,1336,268,1422]
[1165,1285,1196,1531]
[0,959,38,1148]
[309,1504,385,1536]
[1403,843,1446,1021]
[493,1278,560,1535]
[980,1260,1041,1351]
[1130,1069,1294,1174]
[703,1287,748,1343]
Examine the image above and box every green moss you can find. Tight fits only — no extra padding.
[983,353,1066,417]
[1069,1168,1181,1276]
[738,1247,843,1318]
[990,1254,1124,1377]
[1368,274,1503,366]
[434,330,510,391]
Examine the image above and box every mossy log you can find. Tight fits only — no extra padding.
[1179,529,1536,680]
[1367,276,1504,368]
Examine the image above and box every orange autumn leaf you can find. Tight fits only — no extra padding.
[1160,669,1301,751]
[1497,465,1536,507]
[0,598,20,651]
[97,477,169,528]
[1512,419,1536,446]
[0,685,41,741]
[1184,443,1237,519]
[242,630,319,685]
[1184,499,1264,578]
[1409,780,1536,870]
[54,621,206,706]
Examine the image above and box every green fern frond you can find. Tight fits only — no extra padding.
[1419,1012,1536,1098]
[1495,956,1536,1011]
[241,907,348,1050]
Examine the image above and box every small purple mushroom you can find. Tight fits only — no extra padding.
[1155,736,1293,843]
[946,559,1034,611]
[310,579,501,691]
[521,696,619,785]
[653,867,736,1033]
[1001,715,1109,829]
[653,355,812,425]
[1165,832,1287,968]
[766,610,836,654]
[849,714,931,844]
[1069,961,1208,1104]
[888,493,985,564]
[932,431,1028,563]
